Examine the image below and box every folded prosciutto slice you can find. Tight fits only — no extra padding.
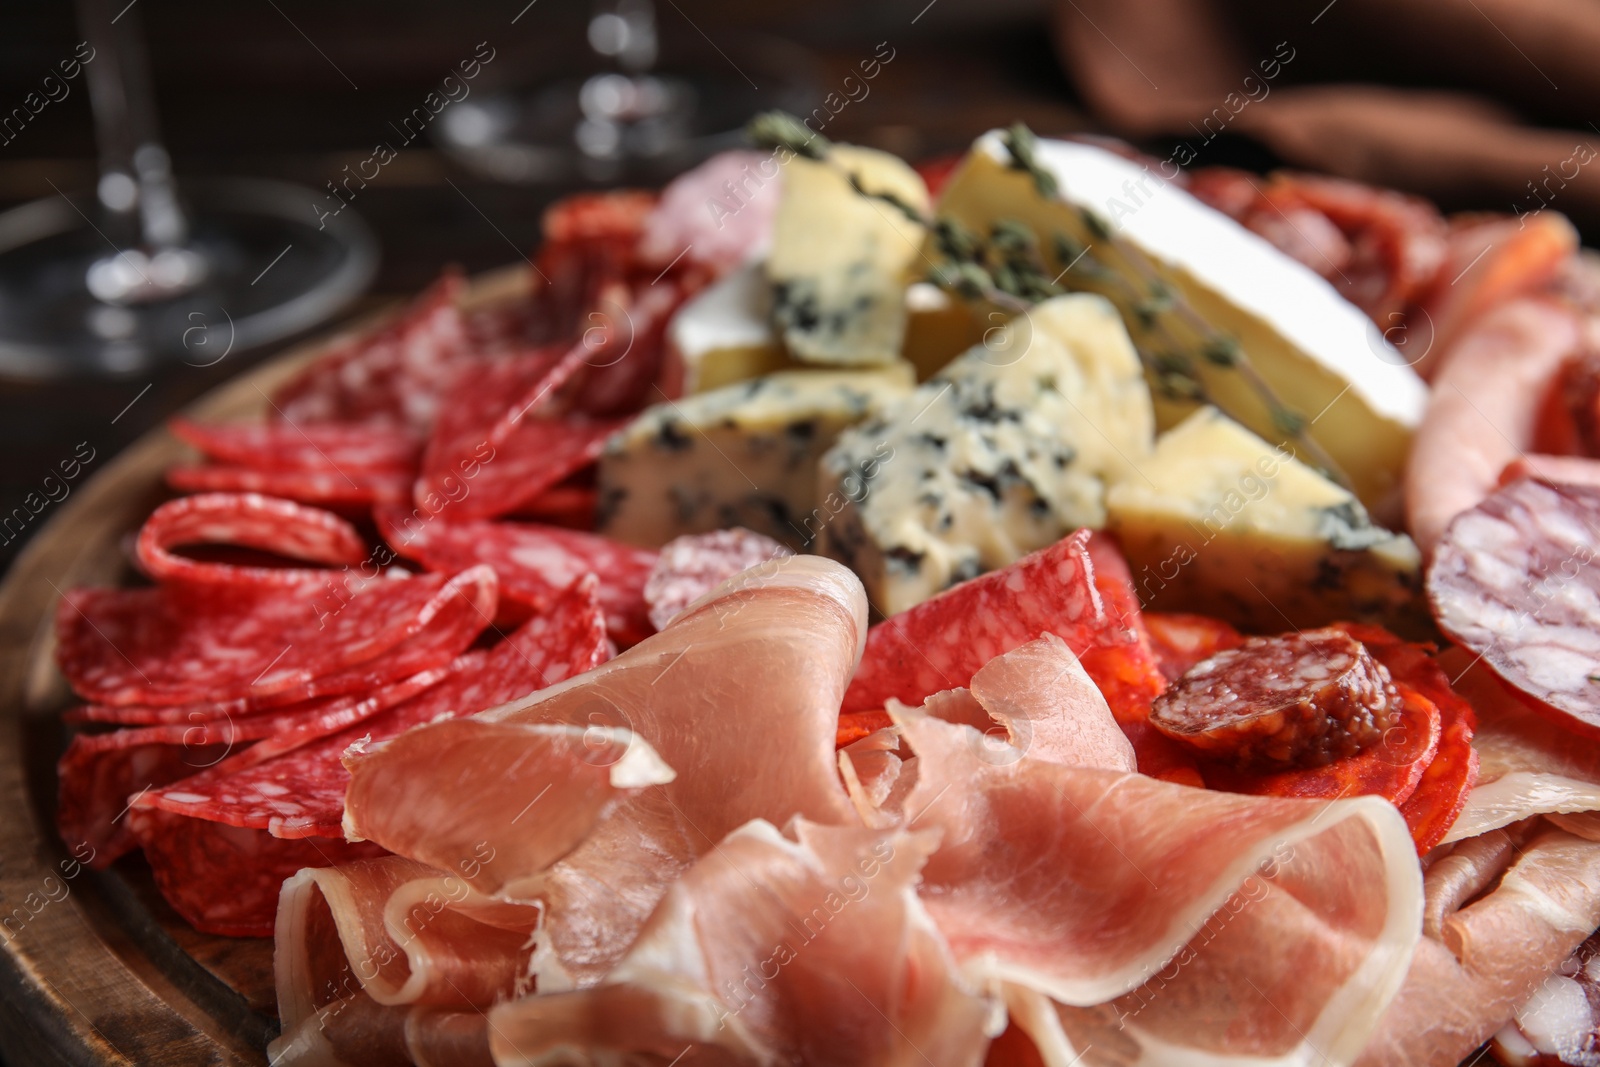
[485,819,991,1067]
[325,554,866,989]
[1442,649,1600,842]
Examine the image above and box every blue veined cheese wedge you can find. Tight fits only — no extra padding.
[766,144,930,365]
[818,293,1154,615]
[935,131,1427,513]
[597,365,915,550]
[662,268,979,397]
[1106,406,1423,631]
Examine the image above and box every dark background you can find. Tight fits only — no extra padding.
[0,0,1586,575]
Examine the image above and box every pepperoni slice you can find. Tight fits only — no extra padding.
[127,807,386,937]
[166,464,414,508]
[1202,682,1442,806]
[1428,476,1600,734]
[170,419,422,473]
[55,566,497,707]
[135,493,369,587]
[135,575,610,840]
[1143,613,1245,682]
[644,529,793,632]
[377,507,655,646]
[1151,629,1401,771]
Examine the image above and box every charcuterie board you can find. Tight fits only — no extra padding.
[0,265,532,1067]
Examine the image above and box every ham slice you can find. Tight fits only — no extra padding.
[485,819,991,1067]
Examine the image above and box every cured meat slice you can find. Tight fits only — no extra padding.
[1398,692,1477,853]
[55,566,497,707]
[67,580,488,726]
[1441,649,1600,842]
[127,807,386,936]
[636,150,779,275]
[135,493,369,587]
[889,703,1421,1065]
[339,555,864,986]
[642,528,793,631]
[512,483,597,528]
[1142,611,1244,682]
[345,721,672,892]
[271,856,543,1065]
[836,708,893,748]
[1428,476,1600,731]
[420,414,623,522]
[1405,297,1582,553]
[1151,629,1402,771]
[56,736,228,866]
[1503,453,1600,491]
[964,633,1136,771]
[842,530,1156,715]
[1356,826,1600,1067]
[135,575,612,840]
[166,464,414,508]
[486,820,990,1067]
[272,272,471,431]
[170,419,422,473]
[377,507,655,645]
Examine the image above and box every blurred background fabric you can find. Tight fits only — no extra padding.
[0,0,1595,572]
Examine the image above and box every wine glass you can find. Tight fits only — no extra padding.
[0,0,377,378]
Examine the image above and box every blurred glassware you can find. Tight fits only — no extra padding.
[436,0,818,184]
[0,0,376,379]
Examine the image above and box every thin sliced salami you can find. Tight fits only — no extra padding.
[170,419,422,473]
[420,415,623,522]
[136,493,369,587]
[513,484,599,528]
[272,272,471,431]
[136,575,611,839]
[127,807,386,937]
[1428,476,1600,733]
[56,566,497,707]
[841,530,1162,718]
[377,507,654,645]
[644,528,793,631]
[166,464,413,508]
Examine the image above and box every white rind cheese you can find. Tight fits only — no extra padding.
[819,293,1154,615]
[766,144,929,366]
[661,263,793,396]
[1106,406,1423,631]
[597,366,915,550]
[936,132,1427,512]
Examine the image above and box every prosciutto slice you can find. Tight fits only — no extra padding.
[323,554,866,988]
[1442,649,1600,842]
[485,819,991,1067]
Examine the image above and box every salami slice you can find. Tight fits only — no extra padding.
[377,507,655,645]
[166,464,414,508]
[420,415,623,522]
[170,419,422,473]
[66,579,488,726]
[272,271,471,431]
[127,807,386,936]
[1427,476,1600,733]
[136,574,611,839]
[513,484,599,528]
[136,493,369,587]
[841,530,1162,718]
[56,566,497,707]
[54,664,448,863]
[644,528,793,631]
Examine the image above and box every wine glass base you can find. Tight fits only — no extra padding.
[0,178,377,379]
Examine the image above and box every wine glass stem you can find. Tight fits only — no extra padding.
[76,0,189,251]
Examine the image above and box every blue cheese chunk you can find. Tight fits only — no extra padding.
[597,366,915,550]
[1106,406,1423,630]
[767,144,929,366]
[818,293,1154,614]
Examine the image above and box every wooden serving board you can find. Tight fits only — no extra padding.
[0,265,533,1066]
